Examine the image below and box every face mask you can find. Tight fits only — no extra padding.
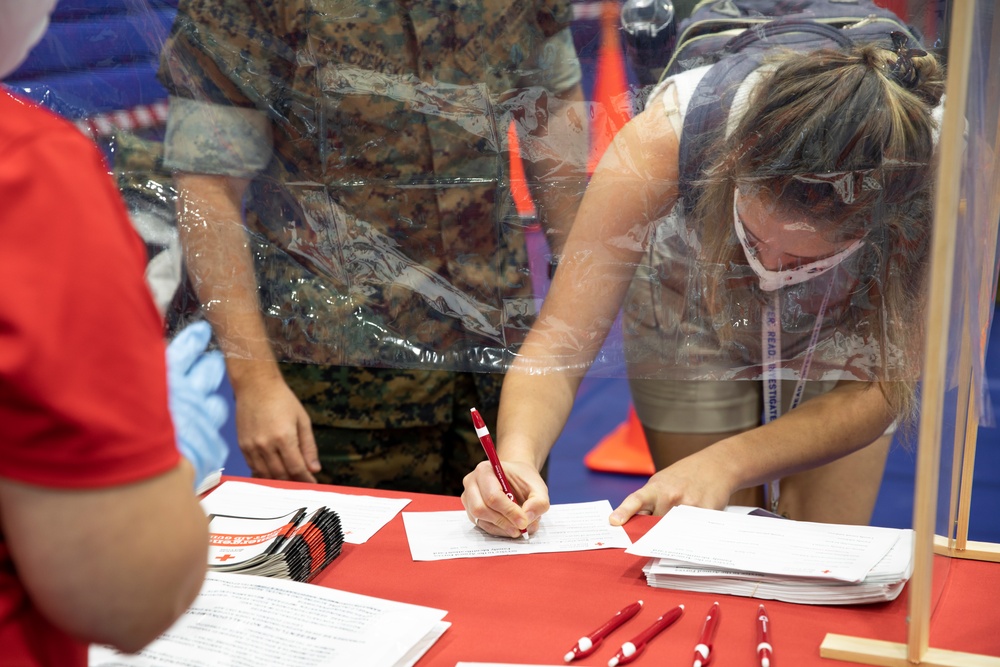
[0,0,58,79]
[733,189,864,292]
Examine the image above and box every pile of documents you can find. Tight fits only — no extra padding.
[200,480,411,545]
[90,572,449,667]
[626,506,914,605]
[207,506,345,582]
[198,481,412,581]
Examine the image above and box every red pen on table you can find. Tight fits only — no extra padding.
[692,601,721,667]
[607,604,684,667]
[470,407,528,539]
[756,604,773,667]
[563,600,643,663]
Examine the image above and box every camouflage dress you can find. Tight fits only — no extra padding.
[158,0,579,493]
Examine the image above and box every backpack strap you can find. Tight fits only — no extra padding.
[677,52,761,214]
[674,15,907,214]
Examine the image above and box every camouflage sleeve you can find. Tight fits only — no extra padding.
[516,28,582,94]
[163,97,273,178]
[158,0,292,110]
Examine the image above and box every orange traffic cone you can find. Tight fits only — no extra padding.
[587,0,632,175]
[584,406,655,476]
[582,2,650,476]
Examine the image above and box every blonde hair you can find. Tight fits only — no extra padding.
[691,41,945,420]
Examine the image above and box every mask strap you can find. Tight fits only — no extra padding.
[761,278,835,514]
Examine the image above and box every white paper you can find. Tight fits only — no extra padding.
[195,468,223,496]
[200,481,409,544]
[207,507,304,568]
[626,505,901,583]
[402,500,632,561]
[642,530,913,605]
[88,572,447,667]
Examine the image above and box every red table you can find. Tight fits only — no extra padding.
[224,478,1000,667]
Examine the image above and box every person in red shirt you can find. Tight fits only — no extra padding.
[0,2,226,664]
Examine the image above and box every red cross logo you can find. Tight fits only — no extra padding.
[215,553,236,562]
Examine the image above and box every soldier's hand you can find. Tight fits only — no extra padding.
[461,459,549,539]
[233,376,320,482]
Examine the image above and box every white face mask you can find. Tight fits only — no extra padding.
[0,0,58,79]
[733,189,864,292]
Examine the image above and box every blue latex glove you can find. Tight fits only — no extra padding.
[166,321,229,490]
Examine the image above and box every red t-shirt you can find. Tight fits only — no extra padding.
[0,89,181,667]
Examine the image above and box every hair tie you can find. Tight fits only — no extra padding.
[887,31,927,89]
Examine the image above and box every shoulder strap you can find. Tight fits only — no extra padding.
[675,15,860,213]
[677,52,760,213]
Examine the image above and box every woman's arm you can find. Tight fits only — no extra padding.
[463,97,683,537]
[610,380,897,523]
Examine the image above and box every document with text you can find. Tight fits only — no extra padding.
[402,500,632,561]
[89,572,448,667]
[641,529,913,604]
[201,481,409,544]
[626,505,903,583]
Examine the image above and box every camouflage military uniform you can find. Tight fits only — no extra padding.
[158,0,580,494]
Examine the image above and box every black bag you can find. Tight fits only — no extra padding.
[662,0,922,210]
[662,0,920,80]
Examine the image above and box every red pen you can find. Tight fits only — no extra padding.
[607,604,684,667]
[692,601,721,667]
[563,600,643,662]
[756,604,773,667]
[470,407,528,539]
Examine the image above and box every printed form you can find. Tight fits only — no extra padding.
[89,572,448,667]
[403,500,632,561]
[626,505,902,583]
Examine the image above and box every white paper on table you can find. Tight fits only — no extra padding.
[626,505,901,583]
[88,572,447,667]
[195,468,223,495]
[402,500,632,561]
[200,481,410,544]
[641,530,914,605]
[398,621,452,667]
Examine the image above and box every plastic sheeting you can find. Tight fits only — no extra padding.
[3,0,951,390]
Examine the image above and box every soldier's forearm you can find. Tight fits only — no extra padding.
[173,172,279,378]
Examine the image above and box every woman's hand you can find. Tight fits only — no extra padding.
[461,460,550,538]
[609,451,739,525]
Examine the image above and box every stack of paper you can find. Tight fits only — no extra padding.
[207,506,345,582]
[626,506,913,605]
[89,572,449,667]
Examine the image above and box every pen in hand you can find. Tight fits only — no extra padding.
[756,604,773,667]
[692,601,720,667]
[563,600,643,662]
[470,407,528,540]
[607,604,684,667]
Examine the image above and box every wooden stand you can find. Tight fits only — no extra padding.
[820,1,1000,665]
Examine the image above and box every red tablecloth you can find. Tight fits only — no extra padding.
[219,478,1000,667]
